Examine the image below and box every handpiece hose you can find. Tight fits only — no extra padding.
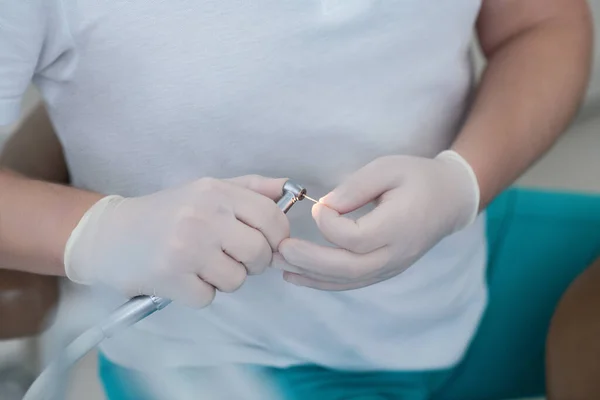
[23,180,307,400]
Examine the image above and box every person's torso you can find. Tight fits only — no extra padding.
[36,0,487,370]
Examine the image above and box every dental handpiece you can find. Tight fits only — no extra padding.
[23,180,308,400]
[102,180,308,334]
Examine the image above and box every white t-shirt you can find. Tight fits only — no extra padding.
[0,0,487,370]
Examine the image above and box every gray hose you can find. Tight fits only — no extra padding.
[22,180,307,400]
[23,296,170,400]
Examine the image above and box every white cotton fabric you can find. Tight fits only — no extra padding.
[0,0,486,370]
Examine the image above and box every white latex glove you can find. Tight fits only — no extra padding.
[277,151,480,291]
[64,176,290,308]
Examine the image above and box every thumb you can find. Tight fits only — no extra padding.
[226,175,288,201]
[321,159,399,214]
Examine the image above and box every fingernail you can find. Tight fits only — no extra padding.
[270,252,286,269]
[270,262,283,270]
[283,272,299,285]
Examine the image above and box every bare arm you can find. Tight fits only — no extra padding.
[0,104,102,275]
[453,0,593,208]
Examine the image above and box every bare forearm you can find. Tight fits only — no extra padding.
[0,103,97,274]
[453,6,592,208]
[0,170,101,275]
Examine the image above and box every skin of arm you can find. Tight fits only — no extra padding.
[453,0,593,209]
[0,104,102,275]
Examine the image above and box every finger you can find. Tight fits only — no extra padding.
[311,204,382,254]
[225,175,288,201]
[220,219,272,275]
[270,251,304,273]
[312,196,401,254]
[283,272,381,291]
[271,251,336,281]
[320,157,402,214]
[178,276,217,309]
[278,238,389,283]
[196,251,247,293]
[226,184,290,250]
[160,275,217,309]
[283,261,405,290]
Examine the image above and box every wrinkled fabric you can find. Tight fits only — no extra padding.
[1,0,486,370]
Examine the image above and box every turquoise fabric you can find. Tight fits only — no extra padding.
[99,354,155,400]
[99,354,451,400]
[99,188,600,400]
[260,365,452,400]
[435,188,600,400]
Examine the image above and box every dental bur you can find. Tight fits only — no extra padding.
[303,195,319,204]
[23,180,309,400]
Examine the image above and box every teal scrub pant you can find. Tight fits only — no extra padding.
[99,357,452,400]
[99,188,600,400]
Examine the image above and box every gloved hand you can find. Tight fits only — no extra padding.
[64,176,290,308]
[277,151,480,291]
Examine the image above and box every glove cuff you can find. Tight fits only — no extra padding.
[64,195,125,285]
[435,150,481,230]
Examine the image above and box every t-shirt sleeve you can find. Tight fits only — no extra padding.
[0,0,47,125]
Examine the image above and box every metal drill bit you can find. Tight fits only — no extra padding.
[303,195,320,204]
